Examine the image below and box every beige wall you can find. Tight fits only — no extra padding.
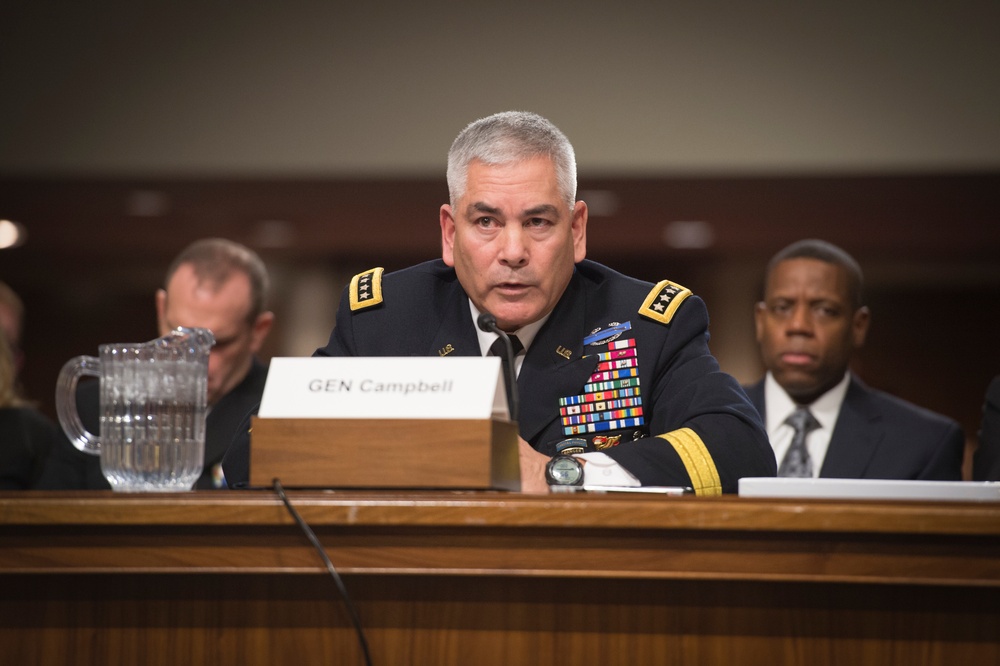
[2,1,998,177]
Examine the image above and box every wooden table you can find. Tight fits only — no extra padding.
[2,490,999,665]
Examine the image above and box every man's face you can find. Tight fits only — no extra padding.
[156,263,272,406]
[754,258,869,405]
[440,157,587,332]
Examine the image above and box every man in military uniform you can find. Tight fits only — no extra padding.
[310,111,774,494]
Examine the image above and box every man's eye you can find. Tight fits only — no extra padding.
[815,306,839,318]
[525,218,549,228]
[770,303,791,315]
[475,217,495,227]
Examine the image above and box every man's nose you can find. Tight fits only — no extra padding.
[498,225,528,267]
[786,304,813,334]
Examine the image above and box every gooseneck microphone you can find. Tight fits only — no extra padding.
[477,312,520,423]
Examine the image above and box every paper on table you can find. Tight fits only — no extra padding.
[550,485,693,495]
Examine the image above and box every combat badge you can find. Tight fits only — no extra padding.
[583,321,631,347]
[349,267,384,312]
[639,280,692,325]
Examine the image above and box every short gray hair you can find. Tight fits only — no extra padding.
[446,111,578,210]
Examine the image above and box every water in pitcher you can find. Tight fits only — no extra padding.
[56,327,214,492]
[98,355,207,492]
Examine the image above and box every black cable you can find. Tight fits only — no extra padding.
[273,479,373,666]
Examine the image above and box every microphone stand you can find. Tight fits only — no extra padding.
[477,312,519,423]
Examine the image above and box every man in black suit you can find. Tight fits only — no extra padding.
[973,376,1000,481]
[745,239,964,480]
[37,238,274,490]
[223,111,774,493]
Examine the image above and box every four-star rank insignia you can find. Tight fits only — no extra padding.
[349,267,384,311]
[639,279,692,325]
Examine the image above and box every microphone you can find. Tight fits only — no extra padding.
[477,312,519,423]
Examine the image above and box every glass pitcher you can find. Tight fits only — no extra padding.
[56,327,215,492]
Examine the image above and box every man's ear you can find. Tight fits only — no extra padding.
[440,204,457,267]
[572,200,588,263]
[155,289,169,335]
[753,301,767,343]
[249,311,275,353]
[852,306,871,348]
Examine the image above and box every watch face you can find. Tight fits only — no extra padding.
[547,456,584,485]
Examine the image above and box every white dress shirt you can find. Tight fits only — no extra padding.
[764,371,851,477]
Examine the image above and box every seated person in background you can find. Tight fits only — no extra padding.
[1,327,58,489]
[973,376,1000,481]
[0,280,28,398]
[36,238,274,490]
[745,238,964,480]
[224,111,775,493]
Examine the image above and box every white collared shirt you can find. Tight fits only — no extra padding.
[764,371,850,477]
[468,301,546,377]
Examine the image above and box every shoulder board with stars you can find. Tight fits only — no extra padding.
[349,267,384,312]
[638,279,692,325]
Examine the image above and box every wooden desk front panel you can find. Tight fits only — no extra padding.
[2,574,997,666]
[1,491,999,665]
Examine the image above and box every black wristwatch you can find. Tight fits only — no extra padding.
[545,454,585,487]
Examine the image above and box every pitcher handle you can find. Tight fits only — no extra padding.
[56,355,102,455]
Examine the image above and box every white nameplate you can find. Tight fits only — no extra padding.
[258,357,509,420]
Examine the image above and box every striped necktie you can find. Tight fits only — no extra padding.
[778,406,820,477]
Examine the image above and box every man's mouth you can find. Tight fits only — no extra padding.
[495,282,531,295]
[780,351,815,366]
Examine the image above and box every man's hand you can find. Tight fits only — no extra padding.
[518,437,551,494]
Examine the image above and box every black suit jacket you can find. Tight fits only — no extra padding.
[297,259,773,493]
[744,375,964,480]
[35,359,268,490]
[0,406,59,489]
[973,376,1000,481]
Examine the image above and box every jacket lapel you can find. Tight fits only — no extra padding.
[428,281,481,359]
[517,274,598,443]
[819,376,883,478]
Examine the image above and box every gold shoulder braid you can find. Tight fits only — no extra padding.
[349,267,384,312]
[639,279,692,324]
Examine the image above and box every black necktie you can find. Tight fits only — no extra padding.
[778,406,820,478]
[489,335,523,417]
